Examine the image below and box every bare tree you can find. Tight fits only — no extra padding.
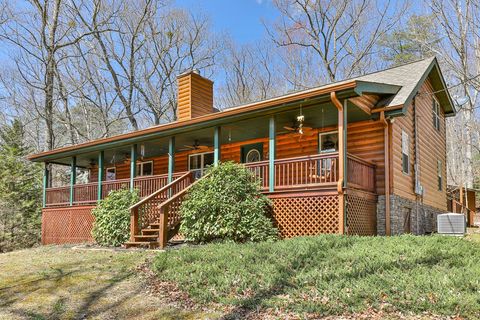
[0,0,112,150]
[266,0,407,84]
[430,0,480,189]
[217,39,281,107]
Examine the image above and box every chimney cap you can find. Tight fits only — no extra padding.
[177,68,201,78]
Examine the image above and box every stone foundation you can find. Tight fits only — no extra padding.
[376,195,446,236]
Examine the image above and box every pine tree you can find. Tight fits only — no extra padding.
[0,120,42,252]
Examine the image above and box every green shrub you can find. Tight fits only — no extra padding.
[91,189,139,246]
[179,161,278,243]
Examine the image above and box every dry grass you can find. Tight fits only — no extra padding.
[0,245,219,320]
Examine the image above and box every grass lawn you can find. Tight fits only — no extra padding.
[153,235,480,319]
[0,245,218,320]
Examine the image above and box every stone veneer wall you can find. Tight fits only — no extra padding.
[376,195,447,236]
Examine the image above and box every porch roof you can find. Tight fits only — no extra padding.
[28,56,454,163]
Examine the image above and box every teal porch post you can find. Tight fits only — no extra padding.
[269,116,276,192]
[168,137,175,183]
[130,144,137,192]
[343,99,348,189]
[69,156,77,206]
[214,126,221,166]
[97,151,104,201]
[42,163,49,208]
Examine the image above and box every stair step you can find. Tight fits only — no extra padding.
[142,228,161,234]
[124,241,159,249]
[134,235,158,241]
[150,223,161,228]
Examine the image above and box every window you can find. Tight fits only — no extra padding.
[188,152,214,178]
[437,160,443,191]
[241,143,263,163]
[245,149,261,163]
[319,131,338,153]
[106,167,116,181]
[433,99,441,131]
[401,130,410,174]
[136,161,153,176]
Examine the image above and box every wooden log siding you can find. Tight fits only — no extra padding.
[391,79,447,210]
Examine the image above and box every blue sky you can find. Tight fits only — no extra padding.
[175,0,278,43]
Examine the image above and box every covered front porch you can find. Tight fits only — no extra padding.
[44,152,375,207]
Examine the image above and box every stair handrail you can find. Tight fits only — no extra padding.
[157,173,210,248]
[129,171,193,242]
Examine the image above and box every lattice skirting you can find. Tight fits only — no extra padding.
[269,191,340,238]
[42,206,95,244]
[346,189,377,236]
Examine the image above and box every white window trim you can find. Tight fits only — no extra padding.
[136,160,153,177]
[319,130,338,153]
[105,167,116,181]
[188,151,214,175]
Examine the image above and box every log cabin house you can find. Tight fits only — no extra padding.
[28,57,456,248]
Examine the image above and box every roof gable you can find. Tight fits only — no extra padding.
[355,57,455,116]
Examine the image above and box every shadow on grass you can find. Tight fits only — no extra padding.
[0,259,139,319]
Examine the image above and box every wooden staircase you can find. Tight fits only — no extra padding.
[124,171,206,249]
[125,223,179,249]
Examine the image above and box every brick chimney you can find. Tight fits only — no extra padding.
[176,69,214,121]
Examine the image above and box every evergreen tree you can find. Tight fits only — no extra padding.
[379,15,441,66]
[0,120,42,252]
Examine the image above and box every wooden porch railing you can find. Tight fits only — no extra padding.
[45,153,377,207]
[45,186,70,207]
[244,160,269,190]
[245,152,339,191]
[129,171,194,242]
[73,183,98,205]
[45,173,181,207]
[347,154,376,193]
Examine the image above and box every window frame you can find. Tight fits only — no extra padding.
[401,130,410,175]
[318,130,339,154]
[437,159,443,191]
[136,160,154,177]
[433,98,441,131]
[105,167,116,181]
[188,151,214,177]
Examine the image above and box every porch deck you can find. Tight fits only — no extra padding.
[44,152,376,207]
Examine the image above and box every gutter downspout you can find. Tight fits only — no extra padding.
[413,97,421,233]
[330,92,345,234]
[380,111,391,236]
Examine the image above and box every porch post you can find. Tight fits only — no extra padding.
[342,99,348,230]
[331,92,345,234]
[97,151,104,201]
[269,116,276,192]
[130,144,137,192]
[69,156,77,206]
[214,126,221,166]
[42,163,49,208]
[168,137,175,183]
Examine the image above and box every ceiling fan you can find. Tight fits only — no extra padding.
[179,139,211,152]
[282,115,315,136]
